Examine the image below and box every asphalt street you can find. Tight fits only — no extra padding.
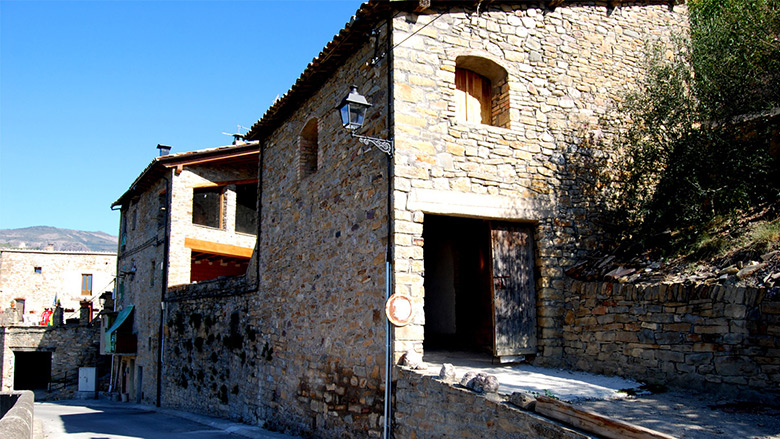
[35,400,298,439]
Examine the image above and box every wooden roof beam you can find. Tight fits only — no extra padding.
[547,0,565,11]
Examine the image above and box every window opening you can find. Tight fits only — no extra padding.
[81,274,93,296]
[454,56,510,128]
[34,267,42,274]
[235,183,258,234]
[298,118,319,179]
[192,186,223,228]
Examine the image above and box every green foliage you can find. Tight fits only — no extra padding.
[688,0,780,119]
[608,1,780,255]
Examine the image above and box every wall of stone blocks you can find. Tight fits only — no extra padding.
[161,278,261,424]
[251,23,391,435]
[394,368,591,439]
[389,2,688,361]
[117,177,168,404]
[558,280,780,398]
[0,250,116,323]
[0,325,103,398]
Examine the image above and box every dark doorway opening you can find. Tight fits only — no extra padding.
[13,351,52,390]
[423,215,538,361]
[423,215,494,353]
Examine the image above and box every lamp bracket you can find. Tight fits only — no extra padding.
[352,133,394,157]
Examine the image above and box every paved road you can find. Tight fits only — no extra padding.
[35,400,298,439]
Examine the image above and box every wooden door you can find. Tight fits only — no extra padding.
[490,223,537,357]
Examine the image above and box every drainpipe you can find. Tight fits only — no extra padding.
[156,170,173,407]
[383,12,395,439]
[255,142,264,291]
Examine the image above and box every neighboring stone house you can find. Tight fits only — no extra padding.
[0,249,113,399]
[107,142,259,404]
[131,1,696,438]
[0,248,116,325]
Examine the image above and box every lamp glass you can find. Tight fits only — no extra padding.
[338,86,371,131]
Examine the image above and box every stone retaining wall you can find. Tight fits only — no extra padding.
[554,280,780,397]
[162,278,261,425]
[394,368,592,439]
[0,390,34,439]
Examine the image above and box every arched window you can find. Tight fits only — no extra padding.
[454,56,510,129]
[298,118,318,179]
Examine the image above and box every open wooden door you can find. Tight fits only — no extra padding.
[490,222,537,359]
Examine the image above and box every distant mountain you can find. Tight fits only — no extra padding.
[0,226,118,253]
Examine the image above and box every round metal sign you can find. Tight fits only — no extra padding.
[385,294,414,327]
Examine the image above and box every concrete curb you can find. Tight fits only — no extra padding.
[0,391,35,439]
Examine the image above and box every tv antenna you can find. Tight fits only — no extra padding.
[221,125,250,145]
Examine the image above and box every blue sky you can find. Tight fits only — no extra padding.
[0,0,364,235]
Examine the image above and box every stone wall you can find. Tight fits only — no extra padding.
[389,2,688,361]
[0,249,116,324]
[246,20,392,439]
[554,280,780,398]
[116,176,167,404]
[0,324,103,398]
[162,277,260,424]
[394,368,591,439]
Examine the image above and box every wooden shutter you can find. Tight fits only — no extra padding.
[455,69,492,125]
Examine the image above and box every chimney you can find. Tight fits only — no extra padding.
[157,144,172,156]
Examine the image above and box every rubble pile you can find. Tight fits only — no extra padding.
[567,250,780,289]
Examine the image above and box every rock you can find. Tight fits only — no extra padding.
[399,350,425,370]
[605,266,636,280]
[718,266,739,276]
[737,263,765,279]
[509,392,537,410]
[462,372,499,393]
[438,363,457,382]
[460,371,478,387]
[761,250,779,262]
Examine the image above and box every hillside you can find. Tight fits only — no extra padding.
[0,226,118,253]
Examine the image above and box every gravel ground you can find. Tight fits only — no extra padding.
[576,390,780,439]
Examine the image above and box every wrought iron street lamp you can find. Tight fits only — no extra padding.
[338,86,394,156]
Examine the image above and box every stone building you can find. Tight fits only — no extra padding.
[0,248,116,325]
[0,324,103,399]
[133,1,691,438]
[107,142,259,404]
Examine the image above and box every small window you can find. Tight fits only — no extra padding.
[298,118,319,180]
[235,183,258,234]
[34,267,42,274]
[454,56,510,129]
[81,274,93,296]
[193,187,223,228]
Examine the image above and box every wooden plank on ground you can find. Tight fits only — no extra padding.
[535,396,678,439]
